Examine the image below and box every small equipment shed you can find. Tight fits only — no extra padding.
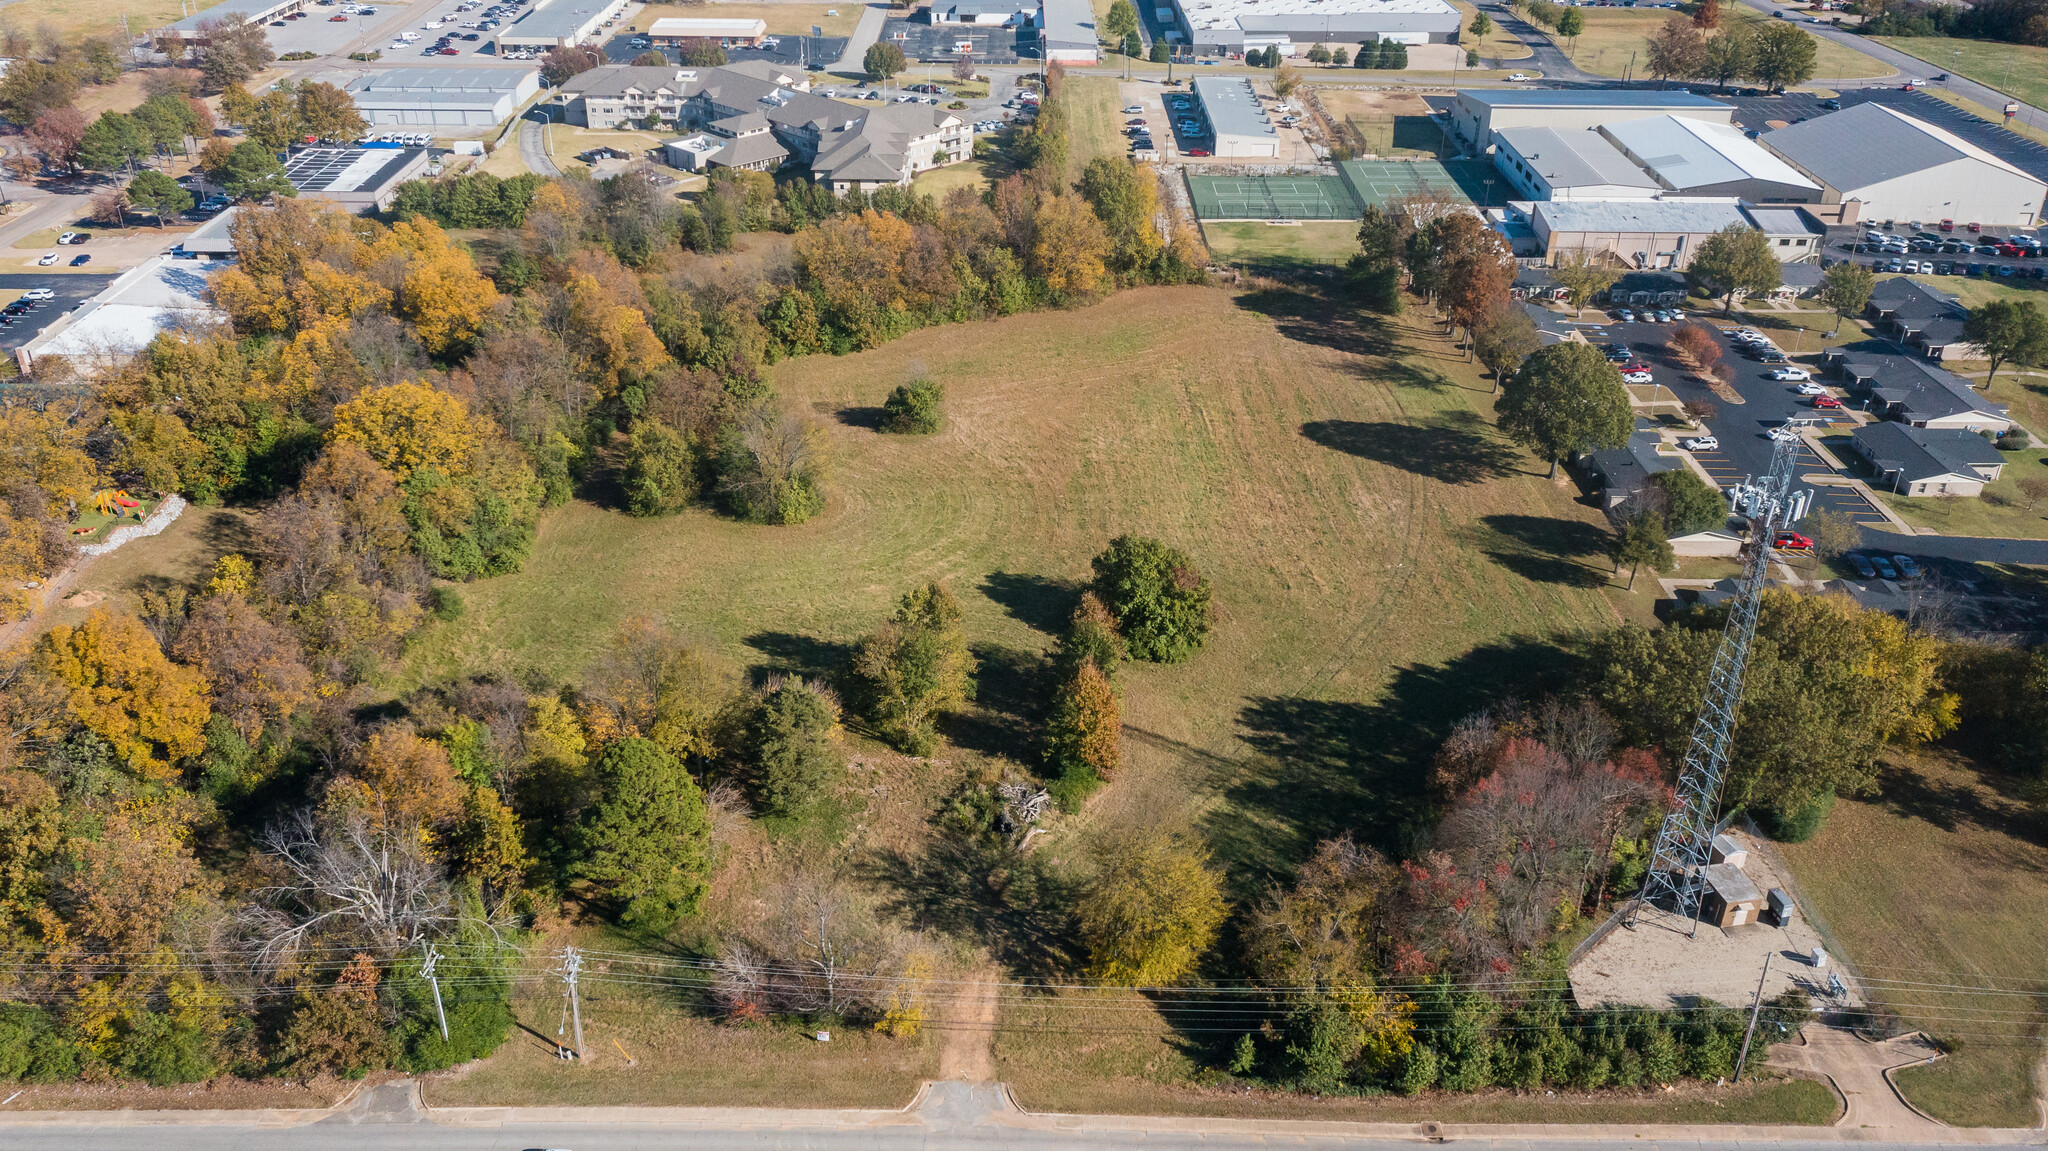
[1700,863,1765,929]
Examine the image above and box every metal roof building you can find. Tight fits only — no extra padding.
[1763,103,2047,227]
[1599,115,1820,203]
[1037,0,1099,63]
[282,146,431,212]
[1166,0,1458,53]
[342,67,540,128]
[1531,198,1748,270]
[647,17,769,44]
[167,0,305,38]
[1449,88,1732,153]
[1191,75,1276,157]
[1492,126,1659,200]
[495,0,628,48]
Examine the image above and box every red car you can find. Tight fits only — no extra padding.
[1774,531,1813,551]
[1812,395,1845,409]
[1187,148,1211,157]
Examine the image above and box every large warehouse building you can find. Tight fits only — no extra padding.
[647,17,768,45]
[1191,75,1278,158]
[1532,199,1824,270]
[343,67,540,128]
[495,0,628,50]
[282,146,430,212]
[1493,127,1663,201]
[1762,103,2047,226]
[1598,115,1820,204]
[1166,0,1458,56]
[1449,89,1732,155]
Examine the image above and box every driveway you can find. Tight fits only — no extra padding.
[831,3,890,76]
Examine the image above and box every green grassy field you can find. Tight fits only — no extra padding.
[1452,0,1535,59]
[1873,456,2048,539]
[1875,36,2048,111]
[1064,77,1126,183]
[1557,8,1892,80]
[1775,751,2048,1127]
[1202,221,1360,273]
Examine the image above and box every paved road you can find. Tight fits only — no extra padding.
[2,1080,2041,1151]
[832,3,890,76]
[1860,528,2048,563]
[518,118,560,179]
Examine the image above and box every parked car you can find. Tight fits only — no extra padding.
[1187,148,1211,156]
[1755,350,1789,364]
[1771,367,1812,381]
[1872,556,1899,579]
[56,232,79,244]
[1615,308,1635,321]
[1622,370,1653,384]
[21,289,54,301]
[69,254,89,266]
[1795,381,1826,395]
[36,253,56,266]
[1813,395,1845,409]
[1893,555,1921,579]
[1680,435,1719,451]
[1773,531,1813,551]
[1122,104,1143,113]
[1601,344,1633,361]
[1732,329,1766,343]
[1849,554,1878,578]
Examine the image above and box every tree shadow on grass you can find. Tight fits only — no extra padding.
[1302,413,1520,485]
[860,829,1083,982]
[829,404,888,431]
[1211,636,1580,896]
[1869,760,2046,850]
[1235,286,1397,361]
[943,641,1050,760]
[1460,513,1615,589]
[741,631,859,687]
[980,571,1084,635]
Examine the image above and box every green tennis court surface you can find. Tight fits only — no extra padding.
[1186,174,1358,221]
[1337,159,1497,211]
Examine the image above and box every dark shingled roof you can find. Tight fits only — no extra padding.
[1851,420,2006,483]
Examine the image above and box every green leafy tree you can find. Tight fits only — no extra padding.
[1648,469,1730,535]
[1104,0,1140,41]
[1611,511,1674,590]
[1817,261,1875,334]
[881,372,944,434]
[1548,249,1622,318]
[1746,22,1817,91]
[126,170,193,228]
[1078,831,1227,986]
[1556,6,1584,51]
[1151,40,1170,62]
[623,418,698,516]
[1962,298,2048,388]
[78,110,148,172]
[854,583,978,755]
[1349,203,1409,312]
[134,92,207,155]
[217,139,296,200]
[1496,342,1633,477]
[744,678,845,817]
[1687,223,1779,313]
[1044,658,1121,801]
[864,41,908,82]
[1331,46,1349,65]
[1470,10,1494,36]
[631,49,669,67]
[0,60,81,126]
[1701,29,1752,90]
[1090,535,1213,663]
[575,737,713,931]
[1057,590,1127,680]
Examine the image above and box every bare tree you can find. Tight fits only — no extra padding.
[238,808,462,973]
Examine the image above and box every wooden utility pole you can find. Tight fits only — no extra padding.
[1734,952,1774,1082]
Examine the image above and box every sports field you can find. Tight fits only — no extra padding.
[1339,158,1495,209]
[1187,174,1357,220]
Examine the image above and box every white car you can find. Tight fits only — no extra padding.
[1681,435,1719,451]
[1122,104,1143,113]
[57,231,80,244]
[1770,367,1813,381]
[36,253,57,266]
[21,288,55,300]
[1732,328,1766,343]
[1768,426,1802,443]
[1507,73,1532,81]
[1794,381,1826,395]
[1623,370,1653,384]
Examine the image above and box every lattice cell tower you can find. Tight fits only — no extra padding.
[1627,429,1811,937]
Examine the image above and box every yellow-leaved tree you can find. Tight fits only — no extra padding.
[376,217,499,355]
[331,380,474,480]
[1078,830,1226,986]
[37,609,211,781]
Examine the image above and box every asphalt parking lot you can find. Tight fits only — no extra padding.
[600,34,849,68]
[0,273,119,354]
[1590,317,1890,527]
[879,18,1027,64]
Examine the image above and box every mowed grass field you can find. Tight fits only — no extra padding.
[398,284,1646,877]
[10,0,188,42]
[1775,751,2048,1127]
[1202,221,1360,272]
[1876,36,2048,112]
[1452,0,1534,59]
[1558,8,1892,80]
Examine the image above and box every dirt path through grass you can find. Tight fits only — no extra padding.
[938,969,1000,1081]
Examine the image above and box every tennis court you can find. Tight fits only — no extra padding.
[1337,159,1497,211]
[1186,174,1361,221]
